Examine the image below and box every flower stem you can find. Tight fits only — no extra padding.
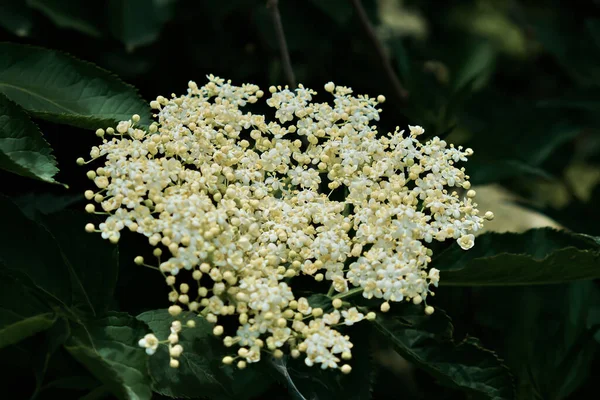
[267,0,296,88]
[331,287,363,300]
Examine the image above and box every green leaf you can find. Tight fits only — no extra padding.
[307,294,333,312]
[41,211,120,316]
[32,316,71,396]
[13,192,82,221]
[532,16,600,86]
[0,43,151,128]
[469,159,552,185]
[309,0,353,26]
[0,195,72,305]
[538,87,600,111]
[0,93,60,184]
[475,282,600,399]
[65,312,152,400]
[392,38,411,82]
[0,267,57,349]
[453,39,497,93]
[372,304,515,400]
[434,228,600,286]
[27,0,103,37]
[137,309,272,399]
[108,0,176,51]
[0,2,33,37]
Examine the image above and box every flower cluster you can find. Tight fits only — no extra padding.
[80,75,492,373]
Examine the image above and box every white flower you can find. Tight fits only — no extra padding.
[84,76,490,372]
[138,333,159,355]
[323,310,341,325]
[341,307,365,326]
[458,234,475,250]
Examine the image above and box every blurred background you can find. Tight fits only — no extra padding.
[2,1,600,399]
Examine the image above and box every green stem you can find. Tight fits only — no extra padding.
[331,287,363,300]
[326,283,336,297]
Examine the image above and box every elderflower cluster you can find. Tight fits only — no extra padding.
[80,75,492,373]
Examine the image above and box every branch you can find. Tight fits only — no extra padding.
[349,0,408,101]
[267,0,296,88]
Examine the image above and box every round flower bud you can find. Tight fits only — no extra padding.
[153,248,162,257]
[86,170,96,180]
[132,114,141,123]
[170,359,180,368]
[291,349,301,358]
[332,298,343,309]
[425,306,435,315]
[380,302,390,313]
[466,189,476,198]
[168,333,178,344]
[168,305,182,316]
[165,276,176,285]
[341,364,352,374]
[186,320,196,328]
[324,82,335,92]
[377,94,386,103]
[213,325,224,336]
[485,211,495,220]
[342,351,352,360]
[237,360,247,369]
[273,349,284,359]
[222,356,233,365]
[134,256,144,265]
[76,157,85,166]
[95,128,105,137]
[178,294,189,304]
[169,344,183,357]
[366,312,376,321]
[85,223,95,233]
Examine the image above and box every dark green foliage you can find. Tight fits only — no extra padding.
[1,1,600,399]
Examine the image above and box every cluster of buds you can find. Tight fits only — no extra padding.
[80,75,492,372]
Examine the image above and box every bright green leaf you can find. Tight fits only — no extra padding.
[0,43,151,128]
[137,309,272,399]
[0,93,59,184]
[434,228,600,286]
[65,312,152,400]
[372,304,515,400]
